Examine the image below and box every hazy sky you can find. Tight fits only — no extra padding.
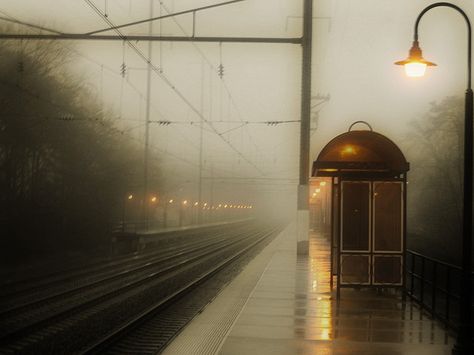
[1,0,473,206]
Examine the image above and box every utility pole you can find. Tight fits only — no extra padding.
[198,59,205,224]
[296,0,313,255]
[210,164,215,221]
[143,0,154,229]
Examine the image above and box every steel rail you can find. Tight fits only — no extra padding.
[0,226,262,348]
[0,221,249,299]
[0,224,254,318]
[81,226,279,354]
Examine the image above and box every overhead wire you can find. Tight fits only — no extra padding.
[1,2,267,175]
[0,76,232,176]
[148,119,300,126]
[0,10,173,128]
[0,2,273,176]
[156,0,260,153]
[85,0,245,35]
[83,0,264,175]
[0,10,63,34]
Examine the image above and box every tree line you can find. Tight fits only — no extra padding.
[406,95,463,264]
[0,38,160,263]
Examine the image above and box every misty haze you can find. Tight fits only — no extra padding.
[0,1,473,354]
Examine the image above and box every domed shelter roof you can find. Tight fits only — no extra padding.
[312,123,409,177]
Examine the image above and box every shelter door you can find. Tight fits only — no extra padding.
[340,181,403,286]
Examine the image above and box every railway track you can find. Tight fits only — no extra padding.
[0,221,283,354]
[0,222,249,313]
[0,222,242,300]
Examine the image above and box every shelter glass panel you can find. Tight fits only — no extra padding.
[373,182,402,252]
[341,181,370,251]
[373,255,402,285]
[340,254,370,284]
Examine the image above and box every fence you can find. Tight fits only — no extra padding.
[405,249,474,333]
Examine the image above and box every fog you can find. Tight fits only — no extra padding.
[1,0,473,264]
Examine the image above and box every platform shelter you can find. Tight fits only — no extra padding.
[312,121,410,297]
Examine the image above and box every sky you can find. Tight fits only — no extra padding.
[1,0,473,211]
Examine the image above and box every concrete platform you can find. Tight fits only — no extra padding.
[164,223,454,355]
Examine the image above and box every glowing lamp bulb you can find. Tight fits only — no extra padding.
[404,62,427,77]
[395,40,436,78]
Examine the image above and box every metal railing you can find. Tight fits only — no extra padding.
[405,249,474,332]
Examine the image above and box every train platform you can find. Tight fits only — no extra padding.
[163,222,454,355]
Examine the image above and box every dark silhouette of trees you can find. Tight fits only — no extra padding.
[406,96,463,263]
[0,38,160,263]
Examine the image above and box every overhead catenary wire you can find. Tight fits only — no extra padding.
[0,10,63,34]
[0,9,175,131]
[0,50,241,181]
[0,2,286,177]
[83,0,264,175]
[0,77,239,177]
[156,0,260,153]
[85,0,245,35]
[0,3,282,174]
[148,119,300,126]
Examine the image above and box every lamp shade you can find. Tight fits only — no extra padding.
[395,40,436,77]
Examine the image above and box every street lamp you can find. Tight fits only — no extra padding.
[395,3,472,353]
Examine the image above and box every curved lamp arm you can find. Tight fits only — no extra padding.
[414,2,472,89]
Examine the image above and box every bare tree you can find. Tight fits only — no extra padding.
[406,96,463,263]
[0,31,161,263]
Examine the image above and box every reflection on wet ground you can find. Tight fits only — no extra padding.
[221,230,454,354]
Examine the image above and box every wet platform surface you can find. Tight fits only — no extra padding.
[164,223,454,354]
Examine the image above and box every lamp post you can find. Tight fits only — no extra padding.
[395,3,472,353]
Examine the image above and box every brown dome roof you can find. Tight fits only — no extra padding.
[312,130,409,177]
